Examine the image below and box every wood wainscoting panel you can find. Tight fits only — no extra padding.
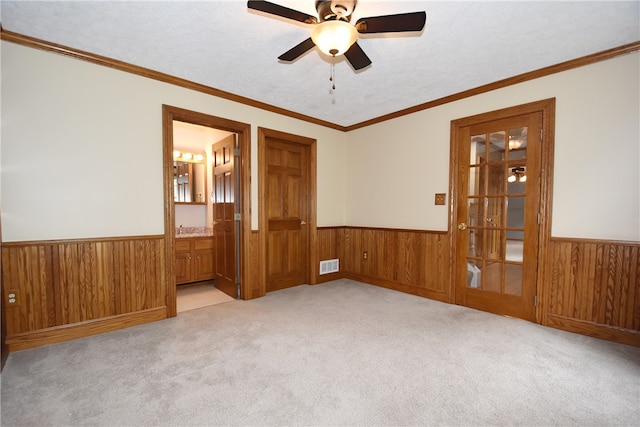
[316,228,638,346]
[245,231,264,300]
[543,238,640,346]
[341,227,450,302]
[2,235,167,350]
[316,227,345,283]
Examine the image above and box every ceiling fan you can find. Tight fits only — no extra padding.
[247,0,426,71]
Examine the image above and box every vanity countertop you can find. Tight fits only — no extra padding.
[175,227,213,238]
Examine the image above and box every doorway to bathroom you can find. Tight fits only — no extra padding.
[162,105,251,318]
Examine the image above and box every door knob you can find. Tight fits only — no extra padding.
[458,223,467,230]
[300,220,307,225]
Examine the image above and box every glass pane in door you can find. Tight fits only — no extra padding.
[470,135,486,164]
[506,197,525,229]
[468,228,481,258]
[509,128,527,154]
[487,164,505,195]
[484,230,503,261]
[505,264,523,296]
[466,126,528,295]
[469,167,482,196]
[467,259,482,288]
[487,197,504,227]
[483,262,503,293]
[489,131,506,161]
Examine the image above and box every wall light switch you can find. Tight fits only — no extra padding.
[435,193,446,205]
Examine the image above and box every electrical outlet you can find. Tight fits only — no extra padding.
[363,251,368,260]
[435,193,446,205]
[5,289,19,306]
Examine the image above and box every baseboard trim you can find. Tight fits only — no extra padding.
[320,273,639,347]
[546,314,640,347]
[5,307,168,352]
[344,273,450,303]
[316,271,344,284]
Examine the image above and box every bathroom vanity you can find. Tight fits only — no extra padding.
[175,230,215,285]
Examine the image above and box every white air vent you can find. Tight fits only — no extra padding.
[319,259,339,275]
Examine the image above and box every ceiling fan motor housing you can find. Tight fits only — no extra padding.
[247,0,426,71]
[315,0,356,22]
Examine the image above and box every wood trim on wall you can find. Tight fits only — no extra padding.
[1,235,169,351]
[317,227,451,303]
[319,226,640,346]
[543,238,640,346]
[343,226,448,235]
[2,29,637,132]
[2,30,639,352]
[161,105,253,307]
[0,213,7,368]
[6,308,167,352]
[0,30,343,131]
[345,41,640,131]
[247,231,262,299]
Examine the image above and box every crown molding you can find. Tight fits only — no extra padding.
[346,40,640,131]
[0,29,346,131]
[2,29,638,133]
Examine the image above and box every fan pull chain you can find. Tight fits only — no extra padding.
[329,62,336,90]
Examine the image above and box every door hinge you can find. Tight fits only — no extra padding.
[540,128,544,141]
[234,213,241,221]
[534,295,538,306]
[537,212,541,224]
[234,147,240,157]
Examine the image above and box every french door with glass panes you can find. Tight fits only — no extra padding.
[454,112,542,321]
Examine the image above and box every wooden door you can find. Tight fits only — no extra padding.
[265,138,310,292]
[454,111,543,321]
[212,135,237,298]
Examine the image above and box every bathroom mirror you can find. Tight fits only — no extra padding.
[173,153,206,204]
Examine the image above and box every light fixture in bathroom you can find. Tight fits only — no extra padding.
[173,150,205,163]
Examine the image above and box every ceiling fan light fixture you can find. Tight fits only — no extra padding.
[508,138,523,150]
[311,20,358,57]
[508,166,527,183]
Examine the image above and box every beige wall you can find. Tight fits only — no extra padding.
[0,41,348,242]
[1,42,639,242]
[346,52,640,241]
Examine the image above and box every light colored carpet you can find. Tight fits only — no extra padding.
[177,283,235,313]
[1,279,638,426]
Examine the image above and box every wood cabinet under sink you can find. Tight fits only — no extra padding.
[175,237,215,284]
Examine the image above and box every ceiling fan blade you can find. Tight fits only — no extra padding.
[344,42,372,71]
[247,1,318,24]
[355,11,426,33]
[278,38,316,62]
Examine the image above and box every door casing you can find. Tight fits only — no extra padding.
[162,105,251,316]
[448,98,556,323]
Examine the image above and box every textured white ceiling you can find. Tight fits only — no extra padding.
[2,1,639,127]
